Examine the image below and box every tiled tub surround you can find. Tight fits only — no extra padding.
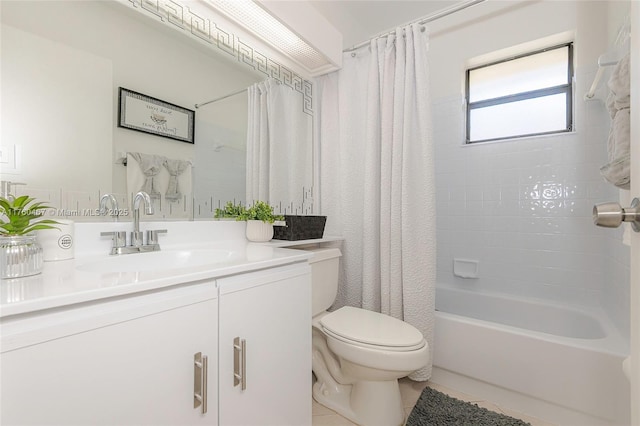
[427,2,632,423]
[431,84,631,424]
[427,0,631,347]
[433,93,630,337]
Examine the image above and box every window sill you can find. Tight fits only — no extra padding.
[462,130,577,147]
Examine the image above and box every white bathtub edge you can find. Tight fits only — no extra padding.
[429,367,624,426]
[435,285,630,355]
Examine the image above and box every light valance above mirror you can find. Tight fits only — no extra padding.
[122,0,317,115]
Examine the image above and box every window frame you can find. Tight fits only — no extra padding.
[465,42,574,144]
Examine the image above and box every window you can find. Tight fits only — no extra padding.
[465,43,573,144]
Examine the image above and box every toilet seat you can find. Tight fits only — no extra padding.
[320,306,425,352]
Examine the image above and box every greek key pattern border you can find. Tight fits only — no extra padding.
[130,0,313,115]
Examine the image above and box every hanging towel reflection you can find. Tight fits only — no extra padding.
[600,53,630,189]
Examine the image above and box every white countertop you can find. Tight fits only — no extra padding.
[0,221,315,318]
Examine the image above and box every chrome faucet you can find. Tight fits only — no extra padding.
[100,191,166,255]
[99,193,120,221]
[131,191,153,246]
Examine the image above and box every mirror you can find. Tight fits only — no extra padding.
[0,0,313,220]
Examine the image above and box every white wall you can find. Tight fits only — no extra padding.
[429,0,630,336]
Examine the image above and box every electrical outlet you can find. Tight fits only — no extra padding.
[0,146,8,164]
[0,144,22,174]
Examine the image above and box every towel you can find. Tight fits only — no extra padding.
[129,152,165,199]
[164,158,190,202]
[600,53,631,189]
[126,153,193,219]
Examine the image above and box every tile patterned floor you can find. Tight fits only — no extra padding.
[311,378,555,426]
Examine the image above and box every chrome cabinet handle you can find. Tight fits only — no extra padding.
[194,352,208,414]
[233,337,247,390]
[593,198,640,232]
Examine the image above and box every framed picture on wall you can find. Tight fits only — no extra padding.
[118,87,195,144]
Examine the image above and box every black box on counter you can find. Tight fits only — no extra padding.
[273,215,327,241]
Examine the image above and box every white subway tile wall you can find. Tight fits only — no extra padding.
[433,66,630,337]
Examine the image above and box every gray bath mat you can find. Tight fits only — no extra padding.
[406,386,532,426]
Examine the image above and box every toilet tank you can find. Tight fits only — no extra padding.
[304,248,342,316]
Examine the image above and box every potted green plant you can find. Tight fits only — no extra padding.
[0,195,59,278]
[214,201,245,220]
[237,201,284,242]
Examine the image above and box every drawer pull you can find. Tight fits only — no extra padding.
[233,337,247,390]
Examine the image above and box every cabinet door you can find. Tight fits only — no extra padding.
[1,288,218,426]
[218,264,311,426]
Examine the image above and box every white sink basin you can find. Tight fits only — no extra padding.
[76,249,235,274]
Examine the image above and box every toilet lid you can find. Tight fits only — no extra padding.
[320,306,424,349]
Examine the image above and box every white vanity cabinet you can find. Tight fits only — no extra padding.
[1,256,313,426]
[217,263,312,426]
[0,281,219,426]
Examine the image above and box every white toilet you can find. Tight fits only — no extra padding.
[306,247,429,426]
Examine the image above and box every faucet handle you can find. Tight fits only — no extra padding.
[146,229,167,246]
[101,231,127,248]
[131,231,144,247]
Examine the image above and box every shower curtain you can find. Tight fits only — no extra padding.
[316,24,436,380]
[246,79,311,210]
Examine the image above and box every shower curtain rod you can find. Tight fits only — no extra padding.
[343,0,486,53]
[195,87,246,109]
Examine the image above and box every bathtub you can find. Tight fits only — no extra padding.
[432,285,630,425]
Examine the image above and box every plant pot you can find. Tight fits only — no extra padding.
[245,220,274,242]
[1,234,44,279]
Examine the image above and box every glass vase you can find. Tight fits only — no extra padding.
[1,234,44,279]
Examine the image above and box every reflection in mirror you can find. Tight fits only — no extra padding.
[193,89,249,218]
[194,78,314,218]
[0,0,313,221]
[245,79,313,214]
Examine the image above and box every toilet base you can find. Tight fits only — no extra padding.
[313,378,405,426]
